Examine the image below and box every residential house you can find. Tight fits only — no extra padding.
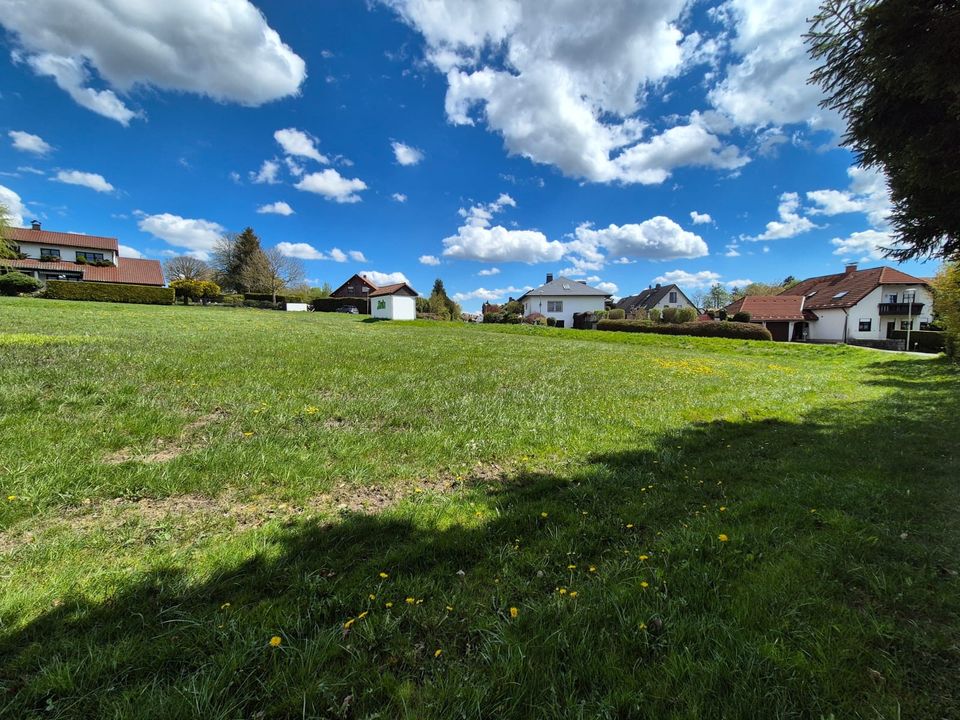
[724,264,933,343]
[616,283,697,316]
[2,222,163,286]
[370,282,418,320]
[518,274,610,328]
[330,273,378,313]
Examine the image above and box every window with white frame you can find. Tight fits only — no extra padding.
[40,248,61,259]
[668,291,678,303]
[858,319,872,332]
[547,300,563,313]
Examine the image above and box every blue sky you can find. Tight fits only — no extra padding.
[0,0,938,310]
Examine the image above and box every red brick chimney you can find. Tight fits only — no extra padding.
[844,263,857,274]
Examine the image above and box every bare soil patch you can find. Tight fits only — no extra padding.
[103,408,229,465]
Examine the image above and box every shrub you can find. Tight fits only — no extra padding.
[39,254,60,262]
[74,256,88,265]
[503,312,522,324]
[597,319,773,341]
[311,296,370,313]
[502,300,524,314]
[546,316,556,327]
[607,308,625,320]
[44,280,174,305]
[91,259,115,268]
[244,292,288,303]
[523,312,547,325]
[0,271,43,296]
[221,294,245,307]
[676,307,697,323]
[732,311,752,323]
[243,299,281,310]
[170,279,221,305]
[887,329,947,353]
[661,307,678,323]
[483,312,503,324]
[648,307,661,323]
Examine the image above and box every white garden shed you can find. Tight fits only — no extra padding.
[370,282,418,320]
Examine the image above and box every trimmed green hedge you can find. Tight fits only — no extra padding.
[311,296,371,313]
[44,280,174,305]
[887,329,947,353]
[244,293,288,303]
[597,319,773,341]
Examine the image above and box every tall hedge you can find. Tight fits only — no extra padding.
[597,319,773,341]
[44,280,174,305]
[887,329,947,353]
[311,296,371,313]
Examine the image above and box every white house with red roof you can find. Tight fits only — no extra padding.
[724,264,934,344]
[3,221,164,286]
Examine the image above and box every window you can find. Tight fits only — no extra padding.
[858,319,872,332]
[40,248,60,259]
[920,321,931,330]
[668,291,678,303]
[76,251,105,262]
[900,320,914,330]
[832,290,849,300]
[886,293,897,304]
[547,300,563,313]
[903,290,916,303]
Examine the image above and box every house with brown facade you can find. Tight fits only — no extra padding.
[3,222,164,286]
[724,264,933,344]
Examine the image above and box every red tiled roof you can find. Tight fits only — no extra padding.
[4,257,165,286]
[369,282,418,297]
[724,295,808,321]
[5,226,119,252]
[784,266,929,310]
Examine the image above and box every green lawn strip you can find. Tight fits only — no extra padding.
[0,298,958,718]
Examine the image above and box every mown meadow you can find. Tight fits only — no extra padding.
[1,298,958,719]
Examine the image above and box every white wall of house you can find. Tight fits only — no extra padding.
[372,294,416,320]
[522,295,605,328]
[807,285,934,342]
[651,290,695,312]
[12,241,117,264]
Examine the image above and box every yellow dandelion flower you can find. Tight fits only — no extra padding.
[446,605,454,611]
[357,611,369,619]
[639,554,649,561]
[509,607,519,618]
[405,597,415,605]
[385,602,393,608]
[540,512,548,518]
[379,572,389,579]
[569,591,578,598]
[718,533,729,542]
[588,565,596,573]
[626,523,634,529]
[243,431,254,437]
[269,635,282,647]
[220,602,231,610]
[434,648,443,658]
[719,506,727,512]
[558,588,567,595]
[640,581,649,589]
[639,623,647,631]
[343,619,355,629]
[369,594,376,600]
[6,495,15,502]
[567,564,576,570]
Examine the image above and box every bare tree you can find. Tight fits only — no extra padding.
[242,247,305,303]
[163,255,211,282]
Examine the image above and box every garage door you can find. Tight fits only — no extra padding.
[765,321,789,341]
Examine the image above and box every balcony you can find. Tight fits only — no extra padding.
[878,302,924,315]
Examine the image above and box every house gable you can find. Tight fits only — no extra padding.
[331,273,378,297]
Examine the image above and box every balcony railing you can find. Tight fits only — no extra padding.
[878,302,924,315]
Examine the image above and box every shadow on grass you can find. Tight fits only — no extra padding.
[2,359,959,719]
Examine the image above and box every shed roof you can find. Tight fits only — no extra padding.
[369,282,418,297]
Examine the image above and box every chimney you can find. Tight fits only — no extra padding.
[545,273,553,283]
[31,220,41,231]
[655,283,661,289]
[844,263,857,274]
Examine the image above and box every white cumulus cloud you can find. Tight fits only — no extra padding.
[9,130,53,155]
[572,218,709,260]
[452,285,530,303]
[295,169,368,203]
[388,0,745,185]
[652,269,723,290]
[1,0,306,123]
[118,244,144,258]
[419,254,441,266]
[830,229,891,261]
[53,169,114,193]
[391,192,408,203]
[478,267,500,276]
[274,128,329,163]
[392,141,424,166]
[0,184,29,226]
[349,250,367,262]
[137,212,225,260]
[807,166,891,228]
[256,201,294,216]
[361,270,409,286]
[690,210,712,225]
[747,192,817,241]
[250,159,281,185]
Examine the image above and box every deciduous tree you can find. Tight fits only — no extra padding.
[163,255,211,282]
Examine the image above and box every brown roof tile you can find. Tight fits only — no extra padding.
[724,295,808,321]
[784,265,929,310]
[369,282,418,297]
[4,257,165,286]
[5,226,120,252]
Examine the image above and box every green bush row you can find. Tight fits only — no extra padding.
[597,319,773,341]
[311,296,370,313]
[44,280,174,305]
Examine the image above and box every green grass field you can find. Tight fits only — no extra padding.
[1,297,958,719]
